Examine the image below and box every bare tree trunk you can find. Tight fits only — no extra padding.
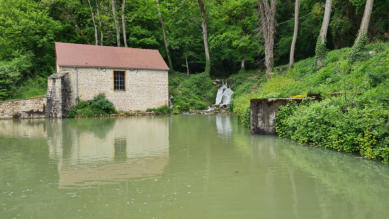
[316,0,332,66]
[289,0,299,69]
[87,0,99,45]
[240,47,246,71]
[356,0,374,42]
[185,54,190,76]
[198,0,211,75]
[156,0,173,71]
[110,0,121,47]
[95,0,104,45]
[121,0,128,47]
[241,58,245,71]
[258,0,276,78]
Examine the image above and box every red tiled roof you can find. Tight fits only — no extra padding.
[55,42,169,71]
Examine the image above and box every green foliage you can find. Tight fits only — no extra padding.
[315,39,327,65]
[146,105,171,115]
[0,53,33,100]
[275,97,389,162]
[2,0,389,100]
[169,72,218,113]
[348,34,369,63]
[67,94,117,118]
[275,101,305,138]
[13,76,47,100]
[0,0,60,75]
[232,41,389,162]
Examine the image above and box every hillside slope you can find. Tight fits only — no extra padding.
[171,42,389,162]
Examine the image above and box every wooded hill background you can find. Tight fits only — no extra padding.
[0,0,388,100]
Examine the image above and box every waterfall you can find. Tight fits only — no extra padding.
[215,80,234,105]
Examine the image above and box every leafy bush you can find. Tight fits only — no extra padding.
[67,94,117,118]
[13,76,47,99]
[146,105,171,115]
[0,53,32,100]
[276,97,389,162]
[170,72,218,113]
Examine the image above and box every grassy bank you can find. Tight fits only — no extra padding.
[169,73,218,114]
[172,41,389,162]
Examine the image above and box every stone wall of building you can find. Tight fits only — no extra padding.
[0,97,46,119]
[58,67,169,111]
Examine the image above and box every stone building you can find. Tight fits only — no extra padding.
[46,42,169,118]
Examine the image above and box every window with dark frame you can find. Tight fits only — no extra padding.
[114,71,125,91]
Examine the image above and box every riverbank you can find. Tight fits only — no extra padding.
[5,41,388,162]
[171,41,389,163]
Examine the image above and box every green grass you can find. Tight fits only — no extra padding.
[228,41,389,162]
[169,72,218,114]
[231,41,389,128]
[11,76,47,100]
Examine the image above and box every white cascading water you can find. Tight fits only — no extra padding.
[215,80,234,105]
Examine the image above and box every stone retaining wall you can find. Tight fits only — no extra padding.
[250,98,305,135]
[0,97,46,119]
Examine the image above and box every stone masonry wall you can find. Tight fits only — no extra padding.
[0,97,46,119]
[58,67,168,111]
[250,98,305,135]
[46,72,72,118]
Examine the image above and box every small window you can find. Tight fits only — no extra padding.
[114,71,125,91]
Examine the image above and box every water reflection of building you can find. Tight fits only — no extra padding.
[0,119,47,138]
[0,118,169,188]
[45,118,169,188]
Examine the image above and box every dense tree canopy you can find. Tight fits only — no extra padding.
[1,0,389,99]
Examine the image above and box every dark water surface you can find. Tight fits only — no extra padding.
[1,116,388,219]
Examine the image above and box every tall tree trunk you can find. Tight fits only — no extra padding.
[110,0,121,47]
[289,0,300,69]
[241,48,246,71]
[87,0,98,45]
[95,0,104,45]
[185,54,190,76]
[121,0,128,47]
[156,0,173,71]
[258,0,276,78]
[241,58,245,71]
[356,0,374,42]
[316,0,332,66]
[198,0,211,75]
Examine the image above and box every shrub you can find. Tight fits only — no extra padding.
[90,94,117,114]
[275,97,389,162]
[170,72,218,113]
[13,76,47,99]
[67,94,117,118]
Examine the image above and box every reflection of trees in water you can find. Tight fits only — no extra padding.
[277,138,389,217]
[45,118,171,188]
[247,136,389,218]
[46,119,117,161]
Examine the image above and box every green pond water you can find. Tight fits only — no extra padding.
[1,115,389,219]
